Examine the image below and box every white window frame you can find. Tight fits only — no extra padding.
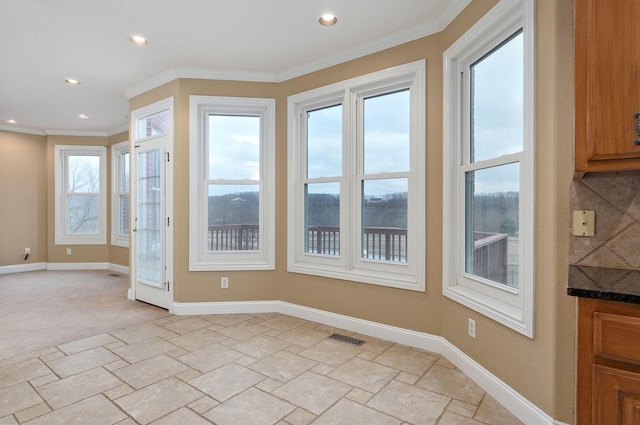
[287,60,426,291]
[189,96,276,271]
[111,141,130,247]
[442,0,535,337]
[54,145,107,245]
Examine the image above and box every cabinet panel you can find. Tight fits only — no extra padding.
[594,365,640,424]
[575,0,640,172]
[594,312,640,366]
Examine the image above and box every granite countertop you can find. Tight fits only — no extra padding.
[568,265,640,304]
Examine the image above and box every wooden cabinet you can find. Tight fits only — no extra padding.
[577,298,640,424]
[575,0,640,173]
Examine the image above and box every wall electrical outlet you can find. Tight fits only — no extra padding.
[25,247,30,255]
[66,248,72,256]
[221,277,229,289]
[468,318,476,338]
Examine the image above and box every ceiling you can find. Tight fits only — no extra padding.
[0,0,469,136]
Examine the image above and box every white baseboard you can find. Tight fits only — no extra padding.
[1,262,130,275]
[108,263,129,275]
[0,262,47,275]
[173,300,565,425]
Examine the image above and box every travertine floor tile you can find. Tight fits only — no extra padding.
[110,323,174,344]
[159,317,213,335]
[45,346,120,377]
[437,411,485,424]
[13,402,50,423]
[115,377,203,424]
[149,407,212,424]
[57,334,119,355]
[113,355,188,389]
[260,315,307,332]
[177,343,243,373]
[36,367,122,409]
[0,415,18,424]
[416,365,485,405]
[203,387,295,425]
[367,380,451,424]
[205,313,254,327]
[474,395,523,424]
[249,350,316,383]
[22,395,126,425]
[217,321,269,340]
[374,345,439,376]
[189,363,265,401]
[329,357,398,393]
[272,371,352,415]
[299,339,361,367]
[0,382,45,417]
[285,407,316,425]
[164,328,226,352]
[278,326,330,348]
[232,334,290,359]
[111,337,179,363]
[0,358,51,389]
[313,398,401,425]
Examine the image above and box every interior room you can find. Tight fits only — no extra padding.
[4,0,634,423]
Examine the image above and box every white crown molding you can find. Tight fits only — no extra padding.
[107,124,130,137]
[439,0,472,30]
[124,68,180,99]
[176,68,279,83]
[0,125,45,136]
[44,130,109,137]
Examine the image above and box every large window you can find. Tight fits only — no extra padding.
[189,96,276,270]
[111,141,130,247]
[288,61,425,291]
[55,145,107,245]
[442,0,535,336]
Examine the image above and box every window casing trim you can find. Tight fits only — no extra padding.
[442,0,535,337]
[111,141,130,247]
[54,145,107,245]
[189,96,276,271]
[287,60,426,291]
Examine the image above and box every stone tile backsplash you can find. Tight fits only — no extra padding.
[570,174,640,269]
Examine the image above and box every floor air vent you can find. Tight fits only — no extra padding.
[108,273,121,277]
[328,333,366,346]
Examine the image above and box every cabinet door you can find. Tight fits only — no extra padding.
[575,0,640,172]
[594,365,640,424]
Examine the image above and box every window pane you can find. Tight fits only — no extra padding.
[68,155,100,193]
[208,185,259,251]
[470,31,523,162]
[305,182,340,256]
[307,104,342,178]
[119,194,129,235]
[464,163,519,288]
[363,90,410,174]
[67,195,99,234]
[137,109,171,138]
[120,152,130,192]
[361,178,407,262]
[208,115,260,180]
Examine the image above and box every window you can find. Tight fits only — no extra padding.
[288,60,426,291]
[55,145,107,245]
[111,141,130,247]
[442,0,535,336]
[189,96,276,270]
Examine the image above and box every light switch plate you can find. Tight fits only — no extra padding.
[573,210,595,237]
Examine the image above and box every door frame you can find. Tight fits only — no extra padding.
[127,97,174,312]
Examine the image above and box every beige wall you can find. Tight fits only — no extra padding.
[45,135,110,264]
[0,0,575,420]
[127,0,575,421]
[0,130,47,266]
[108,131,130,268]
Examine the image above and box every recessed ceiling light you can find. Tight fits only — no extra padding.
[65,79,80,86]
[77,114,89,120]
[129,35,150,46]
[5,119,17,124]
[319,14,338,26]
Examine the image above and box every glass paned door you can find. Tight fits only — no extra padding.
[133,137,170,309]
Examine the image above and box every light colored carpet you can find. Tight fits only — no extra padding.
[0,270,170,360]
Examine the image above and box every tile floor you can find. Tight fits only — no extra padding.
[0,313,523,424]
